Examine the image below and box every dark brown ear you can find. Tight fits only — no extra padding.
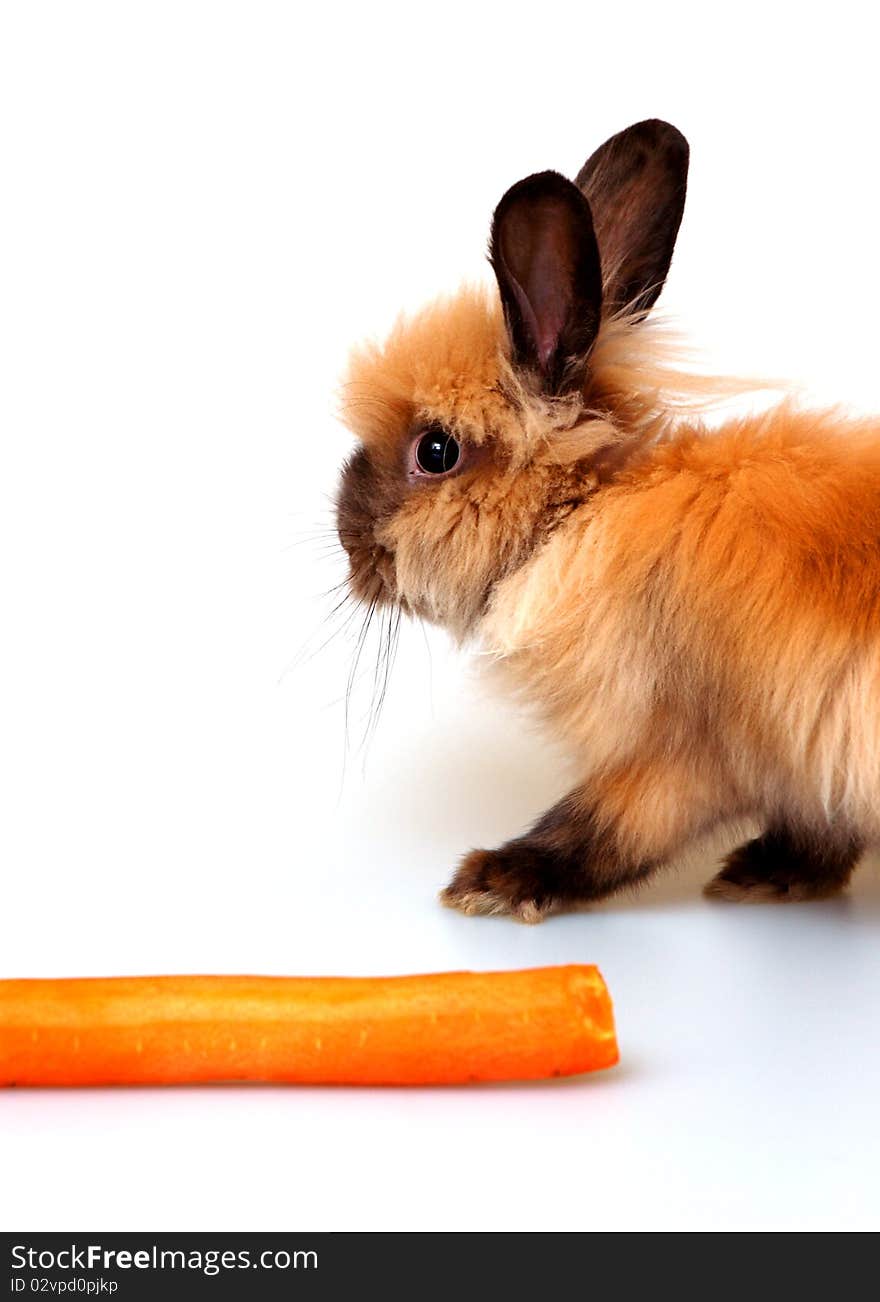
[490,171,603,395]
[575,119,689,317]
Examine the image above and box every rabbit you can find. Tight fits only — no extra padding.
[336,118,880,922]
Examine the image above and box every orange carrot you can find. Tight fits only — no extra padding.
[0,967,617,1087]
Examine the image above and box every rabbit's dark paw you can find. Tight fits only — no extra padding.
[440,845,562,924]
[704,826,860,902]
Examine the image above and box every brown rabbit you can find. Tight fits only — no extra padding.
[336,119,880,921]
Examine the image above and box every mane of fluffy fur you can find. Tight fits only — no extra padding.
[339,280,880,905]
[481,399,880,857]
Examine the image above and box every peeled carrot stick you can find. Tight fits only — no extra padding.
[0,967,617,1087]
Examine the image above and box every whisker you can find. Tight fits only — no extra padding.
[318,576,355,600]
[281,532,347,552]
[280,578,365,680]
[360,603,404,759]
[359,607,386,753]
[344,589,380,752]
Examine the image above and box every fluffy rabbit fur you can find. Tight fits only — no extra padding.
[336,119,880,921]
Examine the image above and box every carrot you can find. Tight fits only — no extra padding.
[0,966,617,1087]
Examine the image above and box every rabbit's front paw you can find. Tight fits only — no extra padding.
[440,845,561,924]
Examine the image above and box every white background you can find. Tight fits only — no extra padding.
[2,1,880,1232]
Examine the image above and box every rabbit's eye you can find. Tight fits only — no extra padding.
[415,429,461,475]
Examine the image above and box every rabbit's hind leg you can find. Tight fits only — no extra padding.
[704,824,862,902]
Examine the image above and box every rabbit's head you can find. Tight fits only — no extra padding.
[336,120,688,639]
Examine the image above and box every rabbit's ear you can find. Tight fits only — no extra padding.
[490,171,603,395]
[575,119,689,316]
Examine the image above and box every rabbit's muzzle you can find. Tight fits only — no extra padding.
[336,446,401,607]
